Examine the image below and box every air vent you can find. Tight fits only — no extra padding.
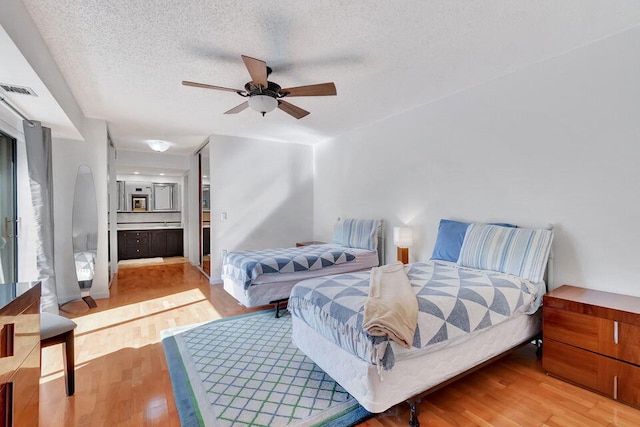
[0,84,38,97]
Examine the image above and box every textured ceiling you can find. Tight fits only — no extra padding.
[17,0,640,154]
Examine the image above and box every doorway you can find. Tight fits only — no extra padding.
[0,131,17,283]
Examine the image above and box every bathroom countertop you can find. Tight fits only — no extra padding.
[116,223,183,230]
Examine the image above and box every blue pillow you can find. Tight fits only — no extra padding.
[430,219,516,262]
[431,220,470,262]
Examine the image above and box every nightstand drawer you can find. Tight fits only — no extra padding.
[544,339,640,407]
[543,339,615,397]
[544,306,640,365]
[543,285,640,409]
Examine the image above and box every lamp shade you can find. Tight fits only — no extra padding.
[393,227,413,247]
[249,95,278,115]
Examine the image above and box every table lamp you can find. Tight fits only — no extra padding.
[393,226,413,264]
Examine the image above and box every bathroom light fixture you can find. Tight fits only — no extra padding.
[248,95,278,116]
[393,226,414,264]
[146,139,171,152]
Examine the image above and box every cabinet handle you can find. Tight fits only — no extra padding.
[613,375,618,400]
[614,321,619,344]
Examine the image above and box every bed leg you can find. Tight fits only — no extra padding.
[270,298,288,318]
[407,399,420,427]
[536,334,543,359]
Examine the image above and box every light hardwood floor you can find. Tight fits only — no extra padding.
[40,262,640,426]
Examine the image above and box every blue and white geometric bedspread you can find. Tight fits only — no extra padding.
[289,261,541,371]
[222,245,356,290]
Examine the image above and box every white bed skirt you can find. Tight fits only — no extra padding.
[223,277,300,307]
[223,249,379,307]
[291,310,541,413]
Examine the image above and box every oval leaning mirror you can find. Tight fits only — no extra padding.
[72,165,98,308]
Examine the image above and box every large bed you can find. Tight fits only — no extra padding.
[222,218,383,308]
[289,221,554,424]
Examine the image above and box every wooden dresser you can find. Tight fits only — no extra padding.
[543,285,640,408]
[0,282,40,427]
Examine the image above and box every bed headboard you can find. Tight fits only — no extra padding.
[377,220,385,266]
[544,223,555,292]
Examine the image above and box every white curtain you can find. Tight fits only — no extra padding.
[23,120,58,312]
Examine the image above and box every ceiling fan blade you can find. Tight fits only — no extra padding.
[241,55,268,88]
[224,101,249,114]
[277,100,310,119]
[182,80,243,93]
[281,82,337,97]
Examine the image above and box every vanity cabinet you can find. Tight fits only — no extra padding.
[118,229,183,260]
[150,229,183,258]
[543,285,640,408]
[121,230,150,259]
[0,282,41,427]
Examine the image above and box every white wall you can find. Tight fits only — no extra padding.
[117,149,190,172]
[209,135,314,282]
[314,26,640,297]
[53,118,110,303]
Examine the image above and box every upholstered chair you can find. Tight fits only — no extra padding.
[40,312,78,396]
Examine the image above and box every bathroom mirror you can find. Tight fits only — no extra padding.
[199,143,210,277]
[72,165,98,307]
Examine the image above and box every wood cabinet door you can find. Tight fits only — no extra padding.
[617,360,640,407]
[544,307,640,366]
[117,231,126,261]
[599,321,640,366]
[543,307,602,352]
[165,229,183,257]
[11,346,39,427]
[149,230,167,256]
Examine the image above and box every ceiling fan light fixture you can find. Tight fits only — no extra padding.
[146,139,171,152]
[248,95,277,116]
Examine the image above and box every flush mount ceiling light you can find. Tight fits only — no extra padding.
[248,94,278,116]
[146,140,171,152]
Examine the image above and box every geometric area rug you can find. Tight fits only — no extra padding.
[162,310,372,427]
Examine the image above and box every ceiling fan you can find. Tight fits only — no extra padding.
[182,55,337,119]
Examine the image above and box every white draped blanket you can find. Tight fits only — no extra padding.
[363,262,418,349]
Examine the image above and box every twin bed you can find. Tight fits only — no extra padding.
[222,218,383,308]
[221,219,554,426]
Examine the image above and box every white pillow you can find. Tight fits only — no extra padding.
[342,218,380,251]
[457,223,553,283]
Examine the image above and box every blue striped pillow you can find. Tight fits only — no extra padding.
[342,218,381,251]
[457,223,553,283]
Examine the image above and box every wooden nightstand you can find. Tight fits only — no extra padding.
[543,285,640,408]
[295,241,325,247]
